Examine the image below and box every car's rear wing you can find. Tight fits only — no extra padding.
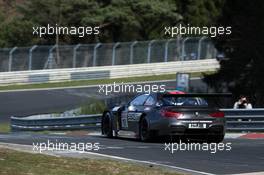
[162,93,232,98]
[160,92,233,108]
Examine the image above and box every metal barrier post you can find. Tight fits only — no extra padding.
[93,43,101,67]
[181,37,189,61]
[213,45,218,58]
[8,47,17,72]
[112,42,120,65]
[130,41,137,64]
[73,44,81,68]
[28,45,37,70]
[176,36,181,61]
[46,45,56,69]
[147,40,155,63]
[164,39,173,62]
[197,36,206,59]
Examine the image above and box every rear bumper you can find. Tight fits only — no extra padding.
[150,118,225,136]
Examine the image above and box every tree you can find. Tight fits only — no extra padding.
[0,19,36,47]
[177,0,225,26]
[0,0,182,46]
[17,0,103,45]
[0,0,36,47]
[204,0,264,107]
[95,0,181,41]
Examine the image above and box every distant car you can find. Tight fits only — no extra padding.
[101,91,227,143]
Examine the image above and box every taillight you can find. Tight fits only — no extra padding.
[161,110,183,118]
[209,112,224,118]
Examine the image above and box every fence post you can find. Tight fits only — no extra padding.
[147,40,155,63]
[93,43,101,67]
[8,47,17,72]
[164,39,173,62]
[28,45,37,70]
[112,42,120,65]
[197,36,206,59]
[181,37,189,61]
[130,41,137,64]
[46,45,56,69]
[174,36,181,61]
[213,44,218,58]
[73,44,81,68]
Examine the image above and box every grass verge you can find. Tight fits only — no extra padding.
[0,123,10,133]
[0,147,182,175]
[0,72,213,91]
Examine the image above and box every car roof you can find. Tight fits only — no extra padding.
[167,90,185,94]
[154,90,185,99]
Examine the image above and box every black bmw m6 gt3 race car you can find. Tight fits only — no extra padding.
[101,91,230,143]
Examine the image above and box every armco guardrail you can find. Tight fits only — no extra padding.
[11,114,102,131]
[221,109,264,132]
[0,59,219,85]
[11,109,264,132]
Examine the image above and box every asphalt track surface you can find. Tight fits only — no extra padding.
[0,133,263,175]
[0,78,208,122]
[1,78,263,174]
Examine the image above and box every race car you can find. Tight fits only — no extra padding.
[101,91,228,143]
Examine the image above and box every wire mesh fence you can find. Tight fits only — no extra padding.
[0,37,218,72]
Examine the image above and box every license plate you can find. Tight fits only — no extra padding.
[188,123,207,129]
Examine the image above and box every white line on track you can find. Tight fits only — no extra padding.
[0,141,213,175]
[105,146,124,149]
[231,172,264,175]
[83,151,215,175]
[0,77,201,93]
[2,141,263,175]
[136,146,150,149]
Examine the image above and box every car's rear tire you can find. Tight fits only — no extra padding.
[139,117,151,142]
[102,112,113,138]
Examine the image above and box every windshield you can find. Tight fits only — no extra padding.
[161,97,208,107]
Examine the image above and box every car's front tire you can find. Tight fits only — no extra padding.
[139,117,151,142]
[102,112,113,138]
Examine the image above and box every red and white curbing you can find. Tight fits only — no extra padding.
[225,133,264,139]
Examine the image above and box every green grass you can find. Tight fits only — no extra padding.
[78,99,106,115]
[0,147,182,175]
[0,72,213,91]
[0,123,10,133]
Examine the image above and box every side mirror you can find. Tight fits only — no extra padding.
[155,102,163,108]
[128,105,136,111]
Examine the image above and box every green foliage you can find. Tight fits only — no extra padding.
[177,0,225,26]
[0,19,36,47]
[0,123,10,133]
[97,0,181,41]
[0,0,223,46]
[79,99,106,115]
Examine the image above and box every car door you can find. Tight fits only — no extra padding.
[120,94,149,131]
